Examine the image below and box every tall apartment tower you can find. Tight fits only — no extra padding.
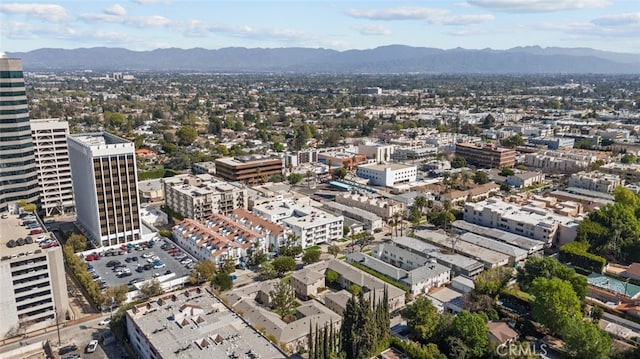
[0,56,39,211]
[67,133,141,247]
[30,119,75,216]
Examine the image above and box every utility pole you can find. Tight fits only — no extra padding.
[110,296,115,320]
[55,307,61,346]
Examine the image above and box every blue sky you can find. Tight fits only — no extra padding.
[1,1,639,53]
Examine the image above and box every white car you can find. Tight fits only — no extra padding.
[98,318,111,326]
[86,340,98,353]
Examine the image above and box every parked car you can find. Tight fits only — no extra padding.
[152,263,166,269]
[106,260,121,267]
[58,344,78,355]
[29,228,44,235]
[86,340,98,353]
[118,272,132,278]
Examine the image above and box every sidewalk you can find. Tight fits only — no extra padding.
[0,313,101,347]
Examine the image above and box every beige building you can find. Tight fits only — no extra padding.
[30,118,75,216]
[290,269,325,299]
[335,192,404,219]
[569,171,623,193]
[164,174,247,221]
[0,214,69,339]
[598,163,640,184]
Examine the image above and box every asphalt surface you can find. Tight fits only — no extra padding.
[86,239,195,291]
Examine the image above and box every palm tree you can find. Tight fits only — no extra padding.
[414,196,427,216]
[461,171,471,189]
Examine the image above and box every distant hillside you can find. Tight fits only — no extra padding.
[8,45,640,74]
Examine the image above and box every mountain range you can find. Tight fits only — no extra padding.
[8,45,640,74]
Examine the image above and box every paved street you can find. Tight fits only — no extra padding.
[0,315,127,359]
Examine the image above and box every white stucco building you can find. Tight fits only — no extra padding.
[356,163,417,187]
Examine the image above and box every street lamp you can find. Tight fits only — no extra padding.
[110,296,115,320]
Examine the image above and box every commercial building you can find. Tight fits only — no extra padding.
[126,287,286,359]
[252,199,343,248]
[163,174,247,221]
[505,172,546,189]
[414,230,510,268]
[0,56,39,211]
[358,143,395,163]
[224,280,341,353]
[463,198,580,246]
[215,155,282,184]
[317,151,367,170]
[347,251,451,296]
[335,192,404,219]
[391,146,438,161]
[0,213,69,339]
[392,237,484,278]
[322,201,384,233]
[172,214,266,266]
[29,119,74,216]
[356,163,417,187]
[598,163,640,183]
[451,220,544,255]
[67,133,142,247]
[528,137,575,150]
[454,142,515,169]
[191,161,216,175]
[569,171,623,193]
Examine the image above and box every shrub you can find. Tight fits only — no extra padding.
[559,241,606,273]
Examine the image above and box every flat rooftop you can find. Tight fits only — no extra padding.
[451,221,544,252]
[393,237,483,272]
[415,230,510,268]
[359,163,416,171]
[127,287,286,359]
[216,155,280,166]
[0,212,55,258]
[69,132,129,146]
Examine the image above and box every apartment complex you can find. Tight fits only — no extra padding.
[227,208,287,253]
[215,155,282,183]
[598,163,640,183]
[126,287,286,359]
[463,198,580,246]
[252,199,343,248]
[172,214,266,266]
[335,192,404,219]
[356,163,417,187]
[29,119,74,216]
[569,171,623,193]
[455,142,515,168]
[0,57,39,211]
[67,133,141,247]
[163,174,247,221]
[524,150,596,172]
[0,214,69,338]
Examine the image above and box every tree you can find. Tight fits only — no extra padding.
[530,277,581,334]
[176,125,198,145]
[474,266,513,298]
[563,317,612,359]
[213,272,233,291]
[621,154,637,164]
[258,261,278,280]
[517,256,587,300]
[139,279,163,298]
[328,245,340,258]
[452,311,488,358]
[402,297,440,343]
[279,244,302,257]
[451,156,467,169]
[189,260,216,285]
[473,170,490,184]
[348,284,362,296]
[287,173,304,185]
[499,167,515,176]
[66,233,87,253]
[104,285,129,306]
[501,134,525,148]
[272,256,295,276]
[302,249,321,264]
[270,279,296,320]
[325,269,339,286]
[482,113,496,129]
[23,203,37,213]
[333,167,347,180]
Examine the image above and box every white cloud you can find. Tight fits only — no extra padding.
[591,13,640,26]
[537,20,640,38]
[2,21,75,40]
[436,14,495,25]
[345,7,449,21]
[0,3,69,22]
[352,24,392,36]
[131,0,168,4]
[104,4,127,17]
[467,0,611,13]
[80,13,172,28]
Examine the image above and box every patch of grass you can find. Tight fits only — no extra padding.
[304,245,320,252]
[349,262,409,295]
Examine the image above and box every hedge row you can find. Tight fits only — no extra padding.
[138,168,179,181]
[559,241,606,273]
[63,245,105,307]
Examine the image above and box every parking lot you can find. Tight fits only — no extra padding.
[84,238,196,292]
